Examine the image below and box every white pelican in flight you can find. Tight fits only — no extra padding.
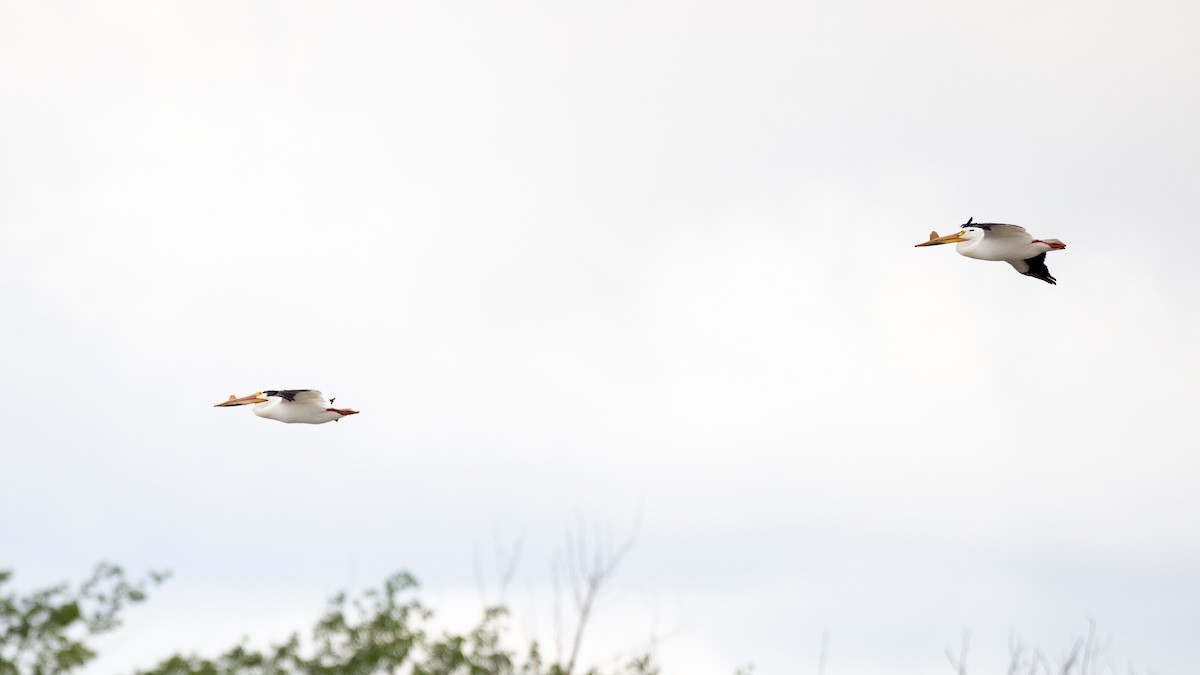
[915,217,1067,284]
[214,390,359,424]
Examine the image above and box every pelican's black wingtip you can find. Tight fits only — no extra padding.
[1022,253,1057,285]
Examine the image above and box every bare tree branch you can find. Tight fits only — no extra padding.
[495,534,524,605]
[817,628,829,675]
[1081,619,1095,675]
[560,513,640,675]
[1059,638,1083,675]
[552,554,564,665]
[945,631,968,675]
[1007,634,1024,675]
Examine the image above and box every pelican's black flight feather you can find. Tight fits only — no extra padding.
[263,389,314,402]
[966,223,1020,231]
[1021,253,1057,285]
[963,217,996,230]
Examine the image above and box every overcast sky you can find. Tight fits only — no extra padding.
[2,1,1199,673]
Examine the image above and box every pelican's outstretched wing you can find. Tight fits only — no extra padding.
[289,390,330,405]
[975,223,1029,239]
[264,389,329,404]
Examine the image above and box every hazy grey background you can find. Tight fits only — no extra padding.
[2,1,1198,673]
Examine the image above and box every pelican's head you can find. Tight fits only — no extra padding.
[915,218,982,247]
[213,392,269,407]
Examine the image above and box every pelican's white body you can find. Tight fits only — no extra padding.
[253,391,344,424]
[954,224,1063,274]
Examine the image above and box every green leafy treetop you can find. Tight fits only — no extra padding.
[134,571,657,675]
[1,564,657,675]
[0,563,1144,675]
[0,563,168,675]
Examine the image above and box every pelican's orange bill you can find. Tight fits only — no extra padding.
[915,230,966,247]
[214,392,268,407]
